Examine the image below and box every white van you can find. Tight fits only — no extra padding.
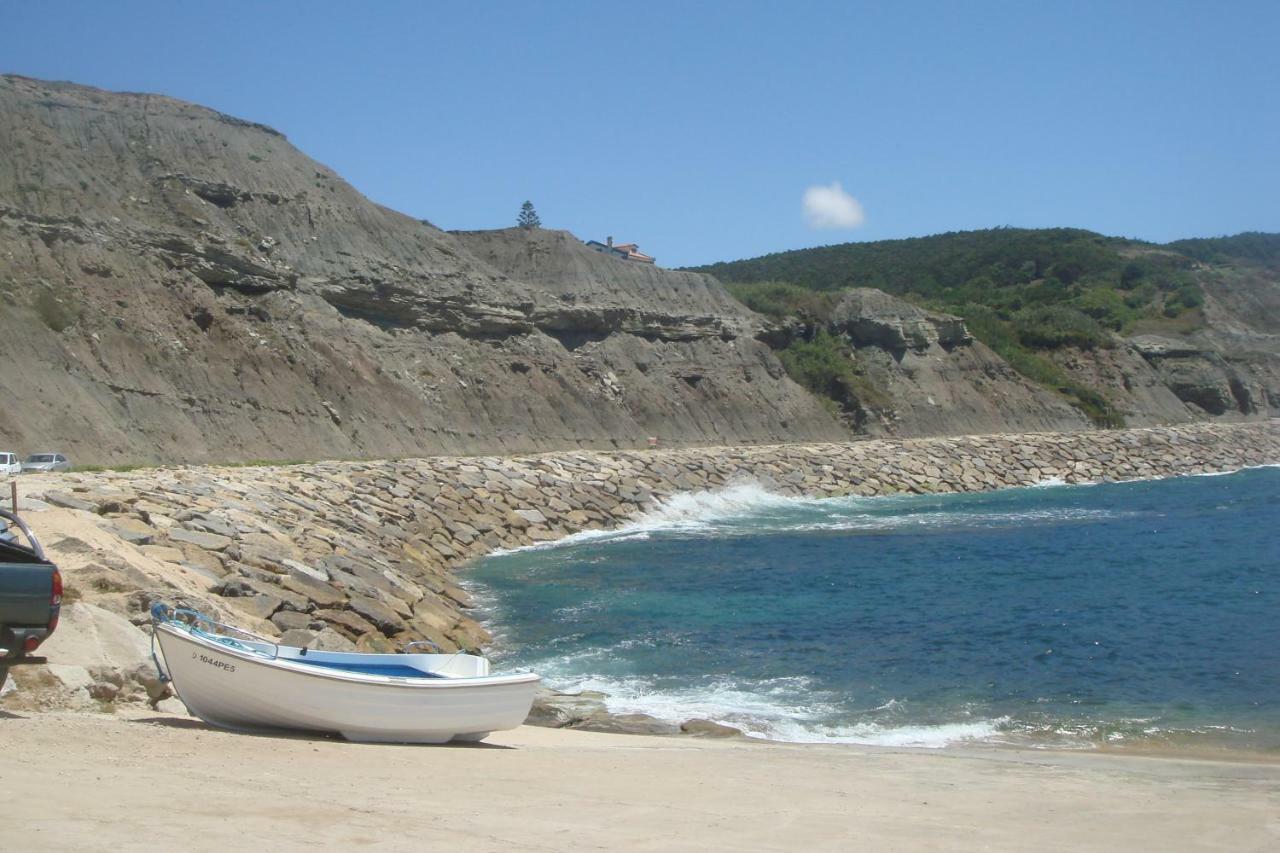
[0,452,20,476]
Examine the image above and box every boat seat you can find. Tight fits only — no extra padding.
[288,659,443,679]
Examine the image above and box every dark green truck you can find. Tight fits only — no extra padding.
[0,509,62,660]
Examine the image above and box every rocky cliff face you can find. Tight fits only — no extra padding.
[1049,271,1280,426]
[755,277,1280,435]
[788,289,1092,436]
[452,228,758,341]
[0,75,844,463]
[7,75,1264,460]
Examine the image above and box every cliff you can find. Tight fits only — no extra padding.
[0,75,844,464]
[1038,250,1280,426]
[817,289,1090,435]
[698,230,1280,431]
[6,75,1271,461]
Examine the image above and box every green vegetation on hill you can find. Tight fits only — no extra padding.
[723,281,837,321]
[773,329,892,423]
[698,228,1207,333]
[696,228,1277,427]
[958,305,1123,428]
[1166,232,1280,268]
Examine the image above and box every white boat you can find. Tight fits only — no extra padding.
[150,603,539,744]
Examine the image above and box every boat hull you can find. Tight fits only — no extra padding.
[156,624,539,743]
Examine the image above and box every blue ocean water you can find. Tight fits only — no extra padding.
[468,466,1280,752]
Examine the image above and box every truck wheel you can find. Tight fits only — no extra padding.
[0,630,19,662]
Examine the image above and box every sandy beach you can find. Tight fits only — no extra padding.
[2,711,1276,852]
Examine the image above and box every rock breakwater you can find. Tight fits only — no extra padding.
[4,421,1277,717]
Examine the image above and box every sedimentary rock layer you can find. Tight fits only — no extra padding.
[0,74,844,463]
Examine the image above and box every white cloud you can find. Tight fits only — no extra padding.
[802,182,866,230]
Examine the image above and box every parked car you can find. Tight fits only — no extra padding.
[21,453,71,473]
[0,452,20,476]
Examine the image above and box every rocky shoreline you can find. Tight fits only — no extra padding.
[4,421,1279,731]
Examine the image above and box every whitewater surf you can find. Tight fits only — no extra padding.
[469,467,1280,753]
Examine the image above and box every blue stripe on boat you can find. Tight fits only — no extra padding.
[289,659,442,678]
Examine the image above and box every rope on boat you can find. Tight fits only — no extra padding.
[150,601,278,661]
[149,602,237,682]
[149,601,172,684]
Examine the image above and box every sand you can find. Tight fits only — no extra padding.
[2,711,1276,851]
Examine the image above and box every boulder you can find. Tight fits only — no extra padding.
[574,711,680,736]
[44,492,99,513]
[313,608,377,638]
[281,572,346,608]
[1,603,159,711]
[139,544,186,563]
[167,528,233,552]
[173,544,227,577]
[278,558,329,582]
[512,508,547,525]
[270,610,318,632]
[181,514,237,538]
[346,593,407,634]
[311,627,358,652]
[525,688,610,728]
[278,628,317,648]
[680,718,743,738]
[103,517,155,546]
[37,602,151,669]
[355,632,398,653]
[226,594,282,621]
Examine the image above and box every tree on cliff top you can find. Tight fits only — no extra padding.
[517,201,541,230]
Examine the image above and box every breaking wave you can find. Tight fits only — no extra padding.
[542,667,1007,748]
[472,466,1280,754]
[490,478,1136,556]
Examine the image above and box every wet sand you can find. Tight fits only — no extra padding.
[3,711,1276,851]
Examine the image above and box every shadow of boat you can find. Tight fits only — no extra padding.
[127,715,515,748]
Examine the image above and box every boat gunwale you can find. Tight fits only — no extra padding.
[156,622,540,690]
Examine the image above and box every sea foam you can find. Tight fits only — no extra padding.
[487,482,810,555]
[555,671,1007,748]
[473,467,1280,755]
[488,477,1140,557]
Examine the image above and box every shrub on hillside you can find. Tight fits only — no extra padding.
[34,289,78,332]
[725,281,834,319]
[1162,281,1205,317]
[1073,286,1137,330]
[777,329,890,413]
[1012,305,1110,349]
[777,329,852,396]
[958,303,1123,428]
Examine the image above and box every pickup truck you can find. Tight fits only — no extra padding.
[0,509,62,660]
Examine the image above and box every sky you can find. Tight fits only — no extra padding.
[3,1,1278,267]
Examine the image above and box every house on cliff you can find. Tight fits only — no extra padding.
[586,236,655,264]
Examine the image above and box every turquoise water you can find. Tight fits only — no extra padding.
[468,466,1280,752]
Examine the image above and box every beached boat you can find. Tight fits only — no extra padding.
[150,603,540,743]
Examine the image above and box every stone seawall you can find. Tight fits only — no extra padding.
[5,421,1279,713]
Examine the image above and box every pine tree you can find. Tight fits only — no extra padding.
[517,200,541,230]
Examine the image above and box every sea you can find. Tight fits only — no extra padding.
[467,465,1280,754]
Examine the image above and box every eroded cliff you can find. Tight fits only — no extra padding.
[0,75,844,463]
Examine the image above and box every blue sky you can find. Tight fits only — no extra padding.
[4,1,1277,267]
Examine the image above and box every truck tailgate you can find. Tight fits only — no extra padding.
[0,562,56,628]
